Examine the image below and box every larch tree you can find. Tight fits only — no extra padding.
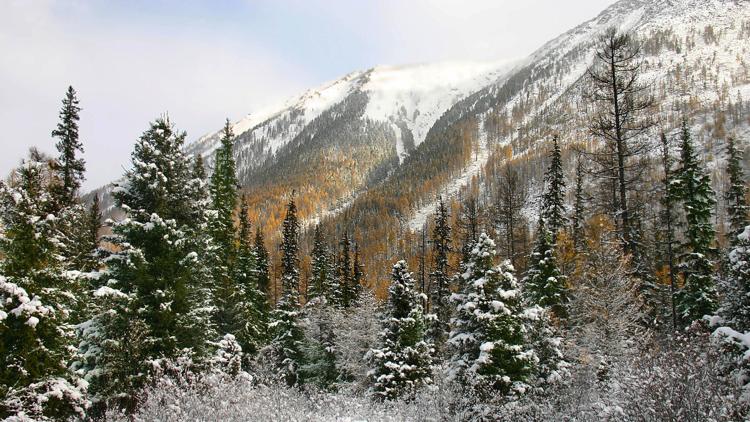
[368,261,433,401]
[495,165,529,269]
[586,27,653,254]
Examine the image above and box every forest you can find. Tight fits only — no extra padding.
[2,27,750,421]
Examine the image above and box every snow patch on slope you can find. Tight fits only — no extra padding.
[363,60,517,148]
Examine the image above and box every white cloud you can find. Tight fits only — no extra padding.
[0,0,312,189]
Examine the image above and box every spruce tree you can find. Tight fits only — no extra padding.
[254,227,271,307]
[51,86,85,207]
[541,135,567,243]
[0,151,88,419]
[268,196,305,386]
[672,120,718,323]
[234,197,267,356]
[725,226,750,332]
[338,231,355,308]
[208,120,244,341]
[448,233,534,395]
[427,198,452,350]
[524,218,568,318]
[368,261,433,400]
[308,225,334,302]
[572,157,586,252]
[85,117,214,412]
[725,136,748,245]
[660,132,679,330]
[353,243,364,296]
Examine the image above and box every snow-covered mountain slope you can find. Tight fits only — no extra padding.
[184,60,516,176]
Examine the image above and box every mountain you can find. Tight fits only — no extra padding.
[101,0,750,291]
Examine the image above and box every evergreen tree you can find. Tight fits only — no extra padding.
[725,136,748,245]
[541,135,567,243]
[234,197,267,356]
[338,231,356,308]
[254,227,271,307]
[308,225,334,302]
[0,151,88,419]
[268,196,305,386]
[660,132,679,330]
[66,194,102,275]
[51,86,85,207]
[524,219,568,318]
[458,195,480,264]
[368,261,433,400]
[725,226,750,332]
[352,243,364,296]
[427,198,452,350]
[448,233,534,395]
[85,117,215,412]
[672,120,718,323]
[208,120,244,341]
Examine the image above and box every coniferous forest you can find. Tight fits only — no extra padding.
[3,3,750,421]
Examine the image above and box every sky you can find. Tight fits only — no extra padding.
[0,0,616,190]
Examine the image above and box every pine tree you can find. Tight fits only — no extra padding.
[368,261,433,400]
[234,196,267,356]
[448,233,534,395]
[85,117,215,412]
[51,86,85,207]
[427,198,452,350]
[725,136,748,245]
[0,150,88,419]
[672,120,718,323]
[308,225,334,302]
[541,135,567,243]
[268,196,305,386]
[524,219,568,318]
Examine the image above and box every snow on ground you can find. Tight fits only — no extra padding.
[407,115,494,231]
[363,60,517,149]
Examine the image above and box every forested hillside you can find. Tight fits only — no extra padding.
[2,0,750,420]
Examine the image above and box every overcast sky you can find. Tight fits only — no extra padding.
[0,0,616,190]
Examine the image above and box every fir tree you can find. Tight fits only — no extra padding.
[541,135,567,243]
[427,198,452,350]
[524,219,568,318]
[448,233,534,395]
[672,120,718,323]
[85,117,215,412]
[725,136,748,245]
[353,243,364,296]
[268,196,305,386]
[368,261,433,401]
[51,86,85,207]
[0,151,88,419]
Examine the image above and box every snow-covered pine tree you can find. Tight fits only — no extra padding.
[368,261,432,400]
[50,86,85,207]
[267,196,305,386]
[85,117,215,413]
[672,120,718,324]
[0,150,88,420]
[427,198,452,351]
[725,225,750,333]
[234,196,267,357]
[208,120,245,342]
[448,233,534,396]
[308,225,334,302]
[725,136,748,245]
[523,218,568,318]
[541,135,567,243]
